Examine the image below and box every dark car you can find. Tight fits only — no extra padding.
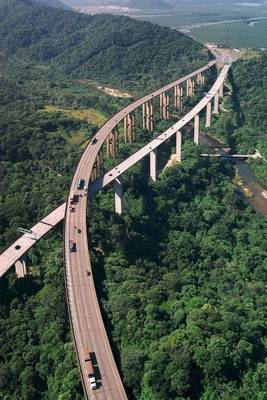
[69,240,76,252]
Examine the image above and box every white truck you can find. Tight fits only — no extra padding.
[83,347,97,390]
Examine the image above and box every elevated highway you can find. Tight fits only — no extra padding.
[88,65,230,197]
[0,203,65,278]
[64,62,229,400]
[0,60,216,279]
[0,59,229,400]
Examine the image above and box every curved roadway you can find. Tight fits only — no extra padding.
[0,60,216,280]
[0,59,222,400]
[89,65,230,195]
[64,60,218,400]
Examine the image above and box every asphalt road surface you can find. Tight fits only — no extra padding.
[64,60,220,400]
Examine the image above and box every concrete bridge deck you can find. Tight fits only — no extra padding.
[0,203,66,278]
[0,59,228,400]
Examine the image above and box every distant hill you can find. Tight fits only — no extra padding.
[34,0,71,9]
[127,0,172,9]
[0,0,209,92]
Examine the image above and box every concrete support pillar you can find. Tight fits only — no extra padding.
[174,85,183,109]
[194,114,200,145]
[176,131,182,162]
[187,78,195,97]
[124,112,135,143]
[142,100,153,131]
[186,78,191,97]
[197,73,202,85]
[150,149,157,181]
[206,102,212,127]
[219,83,224,98]
[142,103,146,130]
[214,91,219,114]
[91,148,104,182]
[191,79,195,97]
[106,128,118,158]
[115,178,123,215]
[201,73,205,85]
[15,257,27,278]
[160,93,170,119]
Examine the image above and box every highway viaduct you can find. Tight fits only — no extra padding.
[0,60,230,400]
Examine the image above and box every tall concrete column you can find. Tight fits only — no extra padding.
[174,85,182,108]
[206,102,211,127]
[194,114,200,145]
[176,130,182,162]
[115,178,123,215]
[91,148,104,182]
[180,86,183,108]
[159,93,163,118]
[106,128,118,158]
[143,101,153,131]
[124,112,135,143]
[186,78,192,97]
[160,93,170,119]
[15,257,27,278]
[150,149,157,181]
[142,103,147,130]
[190,79,195,97]
[219,83,224,98]
[201,73,205,85]
[148,101,153,131]
[214,91,219,114]
[197,73,202,85]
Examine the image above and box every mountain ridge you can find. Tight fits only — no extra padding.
[0,0,210,92]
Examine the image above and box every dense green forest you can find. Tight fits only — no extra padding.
[1,0,266,399]
[0,0,215,398]
[0,0,208,93]
[207,52,267,186]
[89,141,267,399]
[231,53,267,186]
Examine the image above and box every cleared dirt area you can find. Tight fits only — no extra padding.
[96,86,132,98]
[42,105,106,125]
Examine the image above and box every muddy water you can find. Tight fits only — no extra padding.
[201,132,267,216]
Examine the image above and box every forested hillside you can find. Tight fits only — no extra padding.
[0,0,209,249]
[231,53,267,185]
[0,0,208,92]
[0,1,213,398]
[2,0,266,398]
[34,0,70,9]
[208,52,267,186]
[90,144,267,399]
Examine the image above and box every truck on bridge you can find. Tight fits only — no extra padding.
[83,347,97,390]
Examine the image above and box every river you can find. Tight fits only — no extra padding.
[201,132,267,216]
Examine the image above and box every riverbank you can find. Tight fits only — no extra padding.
[201,132,267,216]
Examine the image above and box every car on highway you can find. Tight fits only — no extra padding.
[69,240,76,252]
[77,178,85,190]
[83,347,97,390]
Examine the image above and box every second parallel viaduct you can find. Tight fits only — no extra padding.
[0,60,230,400]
